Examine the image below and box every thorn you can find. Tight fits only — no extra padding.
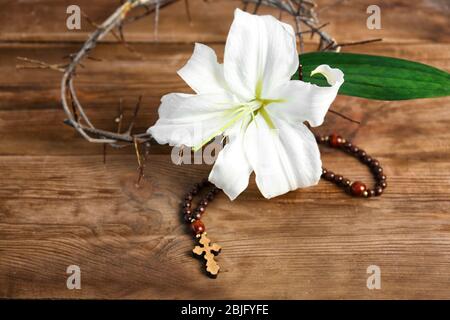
[126,95,142,135]
[253,0,262,14]
[116,99,124,134]
[329,109,361,125]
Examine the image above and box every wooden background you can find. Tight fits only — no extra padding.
[1,0,450,299]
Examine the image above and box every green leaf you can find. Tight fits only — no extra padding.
[294,52,450,100]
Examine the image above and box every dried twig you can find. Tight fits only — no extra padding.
[242,0,336,51]
[329,109,361,124]
[16,57,67,72]
[60,0,178,146]
[21,0,375,149]
[243,0,382,53]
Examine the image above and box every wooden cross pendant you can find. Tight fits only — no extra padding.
[193,233,221,277]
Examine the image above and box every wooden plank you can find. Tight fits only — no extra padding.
[0,0,449,43]
[1,151,450,298]
[1,42,449,156]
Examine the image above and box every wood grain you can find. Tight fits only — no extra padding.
[1,0,450,299]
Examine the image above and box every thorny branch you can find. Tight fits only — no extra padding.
[18,0,378,154]
[243,0,381,52]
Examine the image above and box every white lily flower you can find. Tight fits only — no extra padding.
[148,8,344,200]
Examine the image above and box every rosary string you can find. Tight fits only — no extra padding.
[181,133,387,277]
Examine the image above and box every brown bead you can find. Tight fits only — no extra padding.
[192,211,202,220]
[198,206,206,213]
[358,149,367,159]
[350,146,359,154]
[183,201,191,208]
[371,160,380,168]
[344,142,352,149]
[207,192,215,201]
[185,193,193,201]
[334,175,344,184]
[377,174,387,181]
[323,171,335,181]
[372,166,383,175]
[200,199,208,207]
[350,181,366,196]
[183,208,192,215]
[184,213,192,223]
[363,156,373,164]
[191,187,199,195]
[212,187,220,194]
[343,178,351,186]
[369,189,376,197]
[191,220,205,235]
[374,186,383,196]
[329,133,343,147]
[378,181,387,189]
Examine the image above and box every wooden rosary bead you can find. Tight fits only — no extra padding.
[371,160,380,168]
[191,220,205,235]
[194,182,202,189]
[374,186,383,196]
[200,199,208,207]
[185,193,193,201]
[323,171,335,181]
[183,201,191,208]
[334,174,344,184]
[184,213,193,223]
[192,211,202,220]
[329,133,343,147]
[362,156,373,164]
[350,181,367,197]
[378,181,388,189]
[378,174,387,181]
[372,166,383,175]
[343,142,352,149]
[357,149,367,159]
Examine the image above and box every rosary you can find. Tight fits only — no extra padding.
[181,133,388,277]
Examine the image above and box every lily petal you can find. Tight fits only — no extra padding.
[148,92,237,147]
[244,114,322,199]
[266,65,344,127]
[209,127,252,200]
[178,43,228,94]
[224,8,298,101]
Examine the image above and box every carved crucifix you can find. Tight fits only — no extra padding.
[193,233,221,277]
